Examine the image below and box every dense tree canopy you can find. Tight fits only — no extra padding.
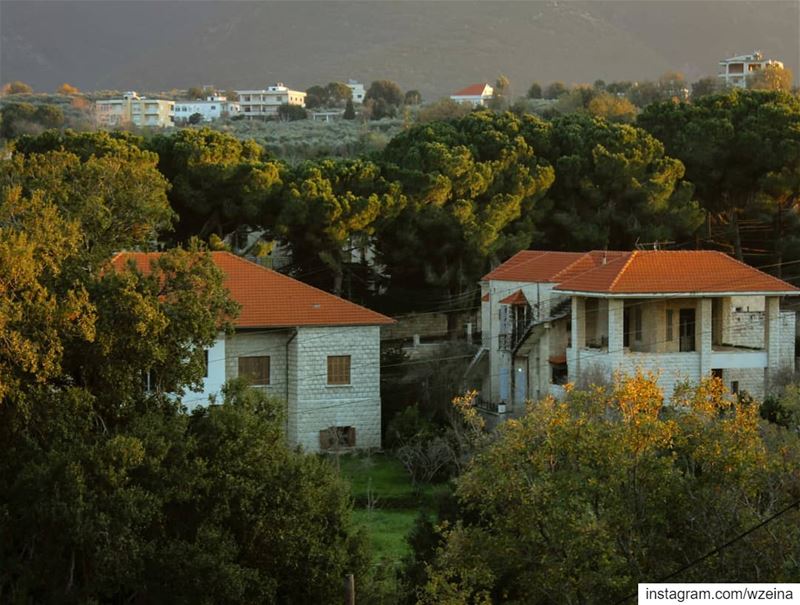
[279,158,405,296]
[0,134,368,602]
[639,89,800,261]
[521,113,703,250]
[421,374,800,603]
[377,111,554,308]
[146,128,283,242]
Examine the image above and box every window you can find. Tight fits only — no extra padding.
[551,363,568,385]
[319,426,356,449]
[327,355,351,385]
[666,309,674,342]
[731,381,740,395]
[634,307,643,341]
[238,356,270,385]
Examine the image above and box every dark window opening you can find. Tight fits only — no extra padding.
[551,363,568,385]
[319,426,356,450]
[679,308,696,352]
[238,356,270,385]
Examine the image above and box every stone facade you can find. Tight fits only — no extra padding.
[480,281,797,407]
[186,325,382,453]
[288,326,381,452]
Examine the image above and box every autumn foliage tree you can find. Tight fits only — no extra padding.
[421,373,800,603]
[0,133,369,602]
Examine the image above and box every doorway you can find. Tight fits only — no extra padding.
[679,308,696,352]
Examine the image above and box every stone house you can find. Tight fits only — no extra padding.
[112,251,393,452]
[473,250,799,416]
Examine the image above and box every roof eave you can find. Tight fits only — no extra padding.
[553,289,800,298]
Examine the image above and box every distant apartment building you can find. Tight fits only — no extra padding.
[718,51,784,89]
[450,83,494,107]
[235,83,306,119]
[346,79,366,104]
[173,95,240,123]
[95,92,174,128]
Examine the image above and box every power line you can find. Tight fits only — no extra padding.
[613,498,800,605]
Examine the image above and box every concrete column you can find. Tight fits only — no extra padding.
[698,298,713,377]
[569,297,585,381]
[607,298,624,380]
[764,296,780,391]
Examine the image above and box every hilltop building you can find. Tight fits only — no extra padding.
[346,79,366,104]
[718,51,784,89]
[173,94,240,123]
[95,92,174,128]
[450,83,494,107]
[235,83,306,119]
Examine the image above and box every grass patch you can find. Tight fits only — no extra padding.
[353,508,418,562]
[335,452,451,568]
[338,453,450,504]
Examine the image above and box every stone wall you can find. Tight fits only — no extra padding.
[290,325,382,453]
[225,329,294,399]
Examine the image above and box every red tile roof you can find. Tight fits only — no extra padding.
[554,250,800,295]
[499,289,529,305]
[111,251,394,328]
[452,83,491,96]
[482,251,588,282]
[481,293,489,302]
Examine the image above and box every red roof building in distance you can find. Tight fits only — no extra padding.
[450,83,494,107]
[111,251,394,328]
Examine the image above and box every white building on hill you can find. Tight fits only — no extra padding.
[173,95,240,123]
[450,83,494,107]
[347,80,366,104]
[718,51,784,89]
[235,83,306,119]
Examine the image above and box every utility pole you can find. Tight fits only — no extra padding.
[344,573,355,605]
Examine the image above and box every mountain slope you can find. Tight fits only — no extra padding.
[2,1,797,98]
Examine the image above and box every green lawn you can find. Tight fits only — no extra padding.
[335,453,449,563]
[338,453,450,503]
[352,508,419,561]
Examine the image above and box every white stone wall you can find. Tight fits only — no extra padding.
[621,351,703,401]
[182,332,227,410]
[225,330,294,399]
[289,326,382,453]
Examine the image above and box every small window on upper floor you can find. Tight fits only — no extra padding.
[238,356,270,385]
[327,355,351,385]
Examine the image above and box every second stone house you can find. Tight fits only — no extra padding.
[473,250,799,417]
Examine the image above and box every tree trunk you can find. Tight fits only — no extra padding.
[333,267,343,297]
[775,200,784,278]
[729,208,743,261]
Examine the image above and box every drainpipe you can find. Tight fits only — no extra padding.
[285,328,298,437]
[285,328,298,402]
